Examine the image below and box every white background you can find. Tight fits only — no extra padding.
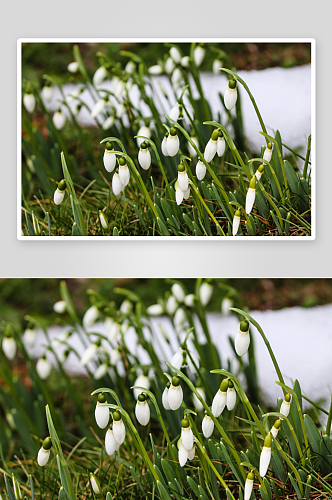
[2,0,329,277]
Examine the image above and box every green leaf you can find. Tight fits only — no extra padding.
[24,212,35,236]
[157,217,170,236]
[284,160,299,194]
[157,480,172,500]
[304,414,321,454]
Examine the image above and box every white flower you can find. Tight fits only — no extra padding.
[23,92,36,113]
[135,395,150,426]
[199,282,213,306]
[172,283,185,302]
[105,318,120,343]
[178,169,189,192]
[102,116,115,130]
[194,46,205,67]
[255,165,264,181]
[95,402,110,429]
[125,61,136,74]
[133,374,150,400]
[83,305,99,329]
[169,102,181,121]
[245,177,256,215]
[147,304,163,316]
[36,356,52,379]
[93,66,108,86]
[195,160,206,181]
[116,102,126,118]
[213,59,222,75]
[112,412,126,444]
[202,415,214,438]
[113,77,125,98]
[271,419,281,438]
[137,126,151,147]
[167,129,180,157]
[162,386,171,410]
[105,428,120,455]
[168,377,183,410]
[211,379,228,417]
[94,363,109,380]
[81,343,98,366]
[138,145,151,170]
[193,387,205,412]
[119,161,130,187]
[37,437,52,466]
[112,172,125,196]
[184,294,195,307]
[171,68,183,89]
[176,183,190,206]
[53,110,66,130]
[179,439,188,467]
[23,328,36,348]
[227,382,237,411]
[224,79,238,111]
[171,347,198,373]
[235,320,250,356]
[67,61,79,73]
[181,56,190,67]
[232,210,241,236]
[51,330,70,347]
[120,299,132,315]
[148,64,163,75]
[188,137,199,157]
[2,336,16,360]
[90,474,100,495]
[91,98,107,118]
[174,308,188,334]
[263,143,273,163]
[161,135,170,156]
[181,420,194,451]
[53,180,66,205]
[110,348,121,365]
[41,85,53,103]
[259,433,272,477]
[244,473,254,500]
[103,147,117,173]
[166,295,178,315]
[165,57,175,74]
[66,87,82,104]
[188,445,196,460]
[170,47,181,63]
[280,394,291,418]
[204,130,219,162]
[217,136,226,157]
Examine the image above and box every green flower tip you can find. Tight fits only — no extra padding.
[164,131,169,138]
[113,410,121,421]
[181,418,189,428]
[170,127,177,137]
[4,329,12,338]
[140,141,148,150]
[138,393,146,402]
[284,393,291,402]
[58,179,66,191]
[228,380,234,389]
[258,164,264,173]
[235,209,241,218]
[178,162,185,172]
[220,378,229,392]
[172,376,180,387]
[218,130,224,138]
[247,472,254,481]
[228,79,237,89]
[249,177,256,189]
[166,381,170,389]
[274,419,282,429]
[42,437,52,450]
[211,129,219,141]
[240,319,249,332]
[118,157,126,166]
[105,141,114,150]
[98,392,107,404]
[267,142,272,150]
[264,433,273,448]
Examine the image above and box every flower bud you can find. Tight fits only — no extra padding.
[204,130,219,163]
[105,428,120,455]
[165,57,175,74]
[23,328,36,348]
[67,61,79,73]
[193,387,205,411]
[90,473,101,495]
[162,384,171,410]
[181,418,194,451]
[36,355,52,379]
[112,172,125,196]
[137,126,151,147]
[280,394,291,418]
[224,79,238,110]
[103,142,117,172]
[245,177,256,214]
[102,116,115,130]
[148,64,163,75]
[255,164,264,181]
[147,304,163,316]
[118,157,130,186]
[196,160,206,181]
[202,414,214,438]
[138,143,152,170]
[161,133,169,157]
[271,419,281,438]
[226,380,236,411]
[170,47,181,64]
[95,393,110,429]
[259,433,272,477]
[135,394,150,426]
[53,179,67,205]
[232,209,241,236]
[244,472,254,500]
[217,132,226,157]
[235,320,250,356]
[168,376,183,410]
[37,437,52,466]
[133,374,150,400]
[93,66,108,86]
[181,56,190,67]
[23,91,36,113]
[194,46,205,67]
[99,211,108,229]
[2,334,16,360]
[213,59,222,75]
[188,136,199,157]
[53,109,66,130]
[212,379,229,417]
[83,305,99,329]
[112,411,126,444]
[91,98,108,118]
[167,127,180,157]
[263,143,273,163]
[199,282,213,306]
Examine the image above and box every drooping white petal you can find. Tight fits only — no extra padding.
[67,61,79,73]
[193,387,205,411]
[94,363,108,380]
[235,330,250,357]
[169,103,180,121]
[161,136,170,156]
[162,387,171,410]
[112,173,125,196]
[202,415,214,438]
[120,299,132,314]
[217,137,226,157]
[204,139,217,163]
[172,284,185,302]
[196,160,206,181]
[81,343,98,366]
[41,86,53,103]
[93,66,108,86]
[95,403,110,429]
[232,214,241,236]
[188,137,199,157]
[187,350,199,373]
[103,150,117,172]
[174,308,187,333]
[166,295,177,315]
[259,446,271,477]
[135,401,150,426]
[54,188,65,205]
[280,400,291,418]
[83,305,99,329]
[23,328,36,348]
[168,384,183,410]
[181,56,190,67]
[199,283,213,306]
[226,387,237,411]
[224,86,238,111]
[133,375,150,400]
[138,148,151,170]
[221,298,233,316]
[105,318,120,343]
[91,98,106,118]
[181,426,194,451]
[110,348,121,365]
[271,425,279,438]
[147,304,163,316]
[119,165,130,186]
[2,337,16,360]
[125,61,136,74]
[211,389,227,417]
[194,46,205,67]
[165,58,175,74]
[178,171,189,192]
[244,478,254,500]
[113,78,125,98]
[37,447,50,466]
[176,185,184,205]
[113,419,126,444]
[148,64,163,75]
[53,300,66,314]
[263,148,272,163]
[53,111,66,130]
[116,102,126,118]
[36,357,52,379]
[188,445,196,460]
[102,116,115,130]
[171,68,182,89]
[137,126,151,147]
[171,348,184,370]
[105,429,120,455]
[167,135,180,157]
[90,474,100,495]
[184,294,195,307]
[245,188,256,214]
[179,441,188,467]
[170,47,181,63]
[213,59,222,75]
[23,93,36,113]
[183,187,190,200]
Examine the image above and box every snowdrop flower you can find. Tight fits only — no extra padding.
[213,59,222,75]
[172,283,185,303]
[167,127,180,157]
[184,294,195,307]
[90,474,101,495]
[148,64,163,75]
[176,182,190,206]
[204,129,219,163]
[171,347,198,373]
[94,363,109,380]
[51,331,71,349]
[112,172,125,196]
[135,394,150,426]
[105,318,120,343]
[232,210,241,236]
[118,157,130,186]
[199,282,213,306]
[193,387,205,411]
[245,177,256,214]
[116,102,126,118]
[110,348,121,366]
[102,115,115,130]
[95,393,110,428]
[113,77,125,98]
[177,164,189,192]
[83,305,99,329]
[112,411,126,444]
[162,384,171,410]
[147,304,163,316]
[224,79,238,110]
[36,355,52,379]
[195,160,206,181]
[280,394,291,418]
[169,102,182,122]
[73,103,82,117]
[212,379,229,417]
[138,142,151,170]
[235,320,250,356]
[271,419,282,438]
[53,300,66,314]
[105,428,120,455]
[23,91,36,113]
[103,141,117,173]
[166,295,178,315]
[2,334,16,360]
[161,133,169,157]
[188,444,196,460]
[99,211,108,229]
[133,374,150,400]
[259,433,272,477]
[255,164,264,181]
[221,297,233,316]
[81,341,100,366]
[41,84,53,103]
[120,299,132,315]
[244,472,254,500]
[37,437,52,466]
[53,179,67,205]
[137,125,151,147]
[226,380,237,411]
[125,61,136,74]
[188,137,199,157]
[66,87,82,104]
[53,109,66,130]
[194,46,205,67]
[67,61,79,73]
[172,68,183,89]
[93,66,108,86]
[263,142,273,163]
[168,376,183,410]
[181,56,190,67]
[165,57,175,74]
[91,97,108,118]
[181,418,194,451]
[217,132,226,157]
[202,414,214,438]
[178,439,188,467]
[23,328,36,348]
[170,46,181,63]
[174,309,187,335]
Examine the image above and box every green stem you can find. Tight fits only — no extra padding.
[302,135,311,180]
[260,132,288,193]
[256,181,284,231]
[191,183,225,235]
